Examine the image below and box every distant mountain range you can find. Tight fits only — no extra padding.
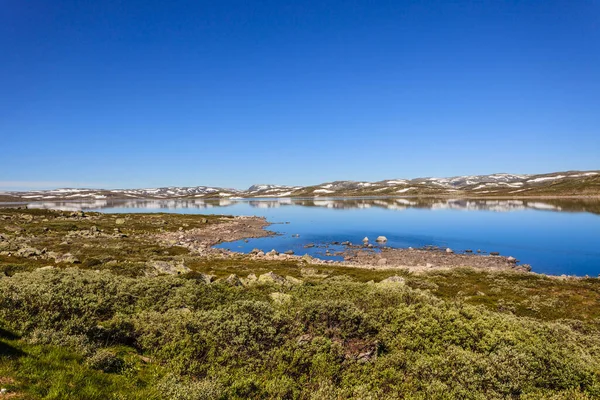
[1,170,599,202]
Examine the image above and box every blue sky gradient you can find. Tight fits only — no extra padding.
[2,0,599,190]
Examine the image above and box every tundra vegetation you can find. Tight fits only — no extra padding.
[0,208,599,399]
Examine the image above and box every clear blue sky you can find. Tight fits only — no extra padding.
[2,0,599,190]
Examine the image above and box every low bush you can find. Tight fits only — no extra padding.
[1,268,599,398]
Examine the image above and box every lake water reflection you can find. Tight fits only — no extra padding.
[23,197,600,276]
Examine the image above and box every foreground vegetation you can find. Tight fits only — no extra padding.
[1,269,600,399]
[0,208,599,399]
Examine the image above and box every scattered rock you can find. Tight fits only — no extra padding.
[445,248,454,254]
[201,218,208,224]
[490,252,500,256]
[357,348,376,363]
[258,271,286,285]
[377,258,387,266]
[37,266,55,271]
[148,260,191,275]
[266,249,279,256]
[225,274,243,286]
[21,214,34,222]
[304,243,315,248]
[507,256,517,263]
[465,249,473,253]
[16,247,41,258]
[115,218,125,225]
[284,250,294,255]
[376,236,388,242]
[4,225,22,233]
[196,273,215,284]
[362,237,369,243]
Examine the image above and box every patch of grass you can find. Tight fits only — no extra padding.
[416,268,600,325]
[0,337,160,399]
[0,208,231,276]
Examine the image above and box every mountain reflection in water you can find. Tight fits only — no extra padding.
[21,197,600,215]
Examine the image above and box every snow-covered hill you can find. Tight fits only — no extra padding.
[4,170,599,201]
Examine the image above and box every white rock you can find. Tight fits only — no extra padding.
[376,236,387,242]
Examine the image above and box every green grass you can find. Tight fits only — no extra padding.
[0,208,228,277]
[413,268,600,324]
[0,331,160,399]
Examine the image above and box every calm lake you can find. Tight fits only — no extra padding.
[23,197,600,277]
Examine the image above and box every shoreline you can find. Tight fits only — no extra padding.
[159,215,550,277]
[0,207,593,279]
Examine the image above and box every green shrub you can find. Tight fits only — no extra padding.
[1,268,599,398]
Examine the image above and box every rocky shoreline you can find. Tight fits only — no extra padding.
[153,215,534,274]
[0,207,567,278]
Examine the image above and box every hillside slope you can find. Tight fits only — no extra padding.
[3,170,599,201]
